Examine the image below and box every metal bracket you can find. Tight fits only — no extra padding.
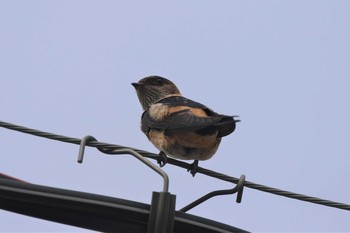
[77,135,169,192]
[179,174,246,212]
[77,135,245,232]
[77,135,175,233]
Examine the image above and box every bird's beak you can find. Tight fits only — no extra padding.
[131,82,139,89]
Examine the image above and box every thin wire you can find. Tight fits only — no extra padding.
[1,120,349,211]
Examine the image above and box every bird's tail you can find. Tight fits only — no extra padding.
[216,115,240,137]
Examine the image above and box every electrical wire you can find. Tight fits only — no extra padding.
[1,120,349,211]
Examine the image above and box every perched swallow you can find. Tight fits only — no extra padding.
[132,76,239,176]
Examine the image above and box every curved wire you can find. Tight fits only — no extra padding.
[179,175,246,212]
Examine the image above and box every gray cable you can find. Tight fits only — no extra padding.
[1,120,349,211]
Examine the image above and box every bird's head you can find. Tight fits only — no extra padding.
[132,76,181,110]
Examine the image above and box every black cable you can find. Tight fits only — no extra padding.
[1,120,349,211]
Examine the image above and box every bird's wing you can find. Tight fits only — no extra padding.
[156,95,211,110]
[141,96,237,136]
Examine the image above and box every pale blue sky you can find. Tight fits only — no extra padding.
[1,1,349,231]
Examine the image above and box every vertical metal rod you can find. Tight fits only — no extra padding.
[147,191,176,233]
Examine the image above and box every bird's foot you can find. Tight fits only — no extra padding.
[187,160,199,177]
[157,151,168,167]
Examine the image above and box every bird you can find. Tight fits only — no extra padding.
[131,75,239,176]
